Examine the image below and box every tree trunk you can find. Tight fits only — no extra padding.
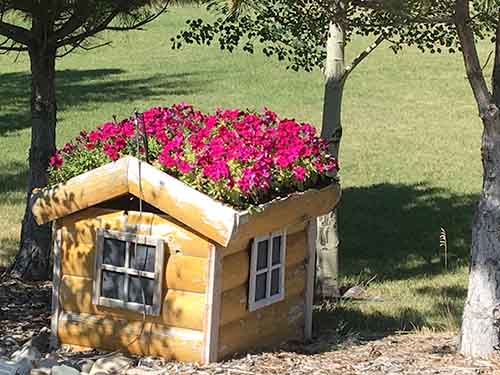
[459,123,500,355]
[11,44,57,281]
[316,22,345,299]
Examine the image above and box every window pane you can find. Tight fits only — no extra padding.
[128,276,155,306]
[271,268,280,296]
[103,238,126,267]
[257,240,269,270]
[272,236,282,265]
[130,243,156,272]
[255,273,267,302]
[101,271,125,300]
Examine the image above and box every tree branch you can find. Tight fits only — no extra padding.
[343,34,385,80]
[455,0,492,117]
[56,3,169,48]
[0,20,32,46]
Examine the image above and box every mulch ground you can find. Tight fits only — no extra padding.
[1,277,499,375]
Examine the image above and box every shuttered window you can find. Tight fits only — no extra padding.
[248,230,286,312]
[93,229,165,316]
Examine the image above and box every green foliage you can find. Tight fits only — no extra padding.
[172,0,497,72]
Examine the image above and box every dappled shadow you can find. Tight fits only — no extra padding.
[0,68,209,135]
[339,182,477,281]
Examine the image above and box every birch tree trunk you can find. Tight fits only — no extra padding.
[316,22,345,298]
[457,0,500,355]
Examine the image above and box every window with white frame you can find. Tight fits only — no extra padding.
[248,230,286,311]
[92,229,165,316]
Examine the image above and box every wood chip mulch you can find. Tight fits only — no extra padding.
[1,278,500,374]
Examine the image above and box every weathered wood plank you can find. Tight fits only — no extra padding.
[166,254,208,293]
[128,157,237,246]
[50,225,62,349]
[219,262,306,326]
[32,158,129,225]
[305,220,317,340]
[203,244,223,364]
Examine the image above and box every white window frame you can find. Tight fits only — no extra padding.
[248,229,287,312]
[92,229,165,316]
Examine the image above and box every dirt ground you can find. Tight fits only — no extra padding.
[1,277,499,375]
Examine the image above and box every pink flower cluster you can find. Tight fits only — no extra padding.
[49,103,338,207]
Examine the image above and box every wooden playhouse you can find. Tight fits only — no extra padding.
[32,156,341,363]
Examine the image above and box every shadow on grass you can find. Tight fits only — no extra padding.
[0,161,29,205]
[340,182,477,280]
[315,182,476,337]
[0,68,209,135]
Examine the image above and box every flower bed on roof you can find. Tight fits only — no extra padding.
[48,103,338,209]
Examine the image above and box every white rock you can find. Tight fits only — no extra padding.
[51,365,80,375]
[0,360,18,375]
[90,356,133,375]
[10,347,41,364]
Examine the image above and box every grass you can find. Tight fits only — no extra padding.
[0,6,486,335]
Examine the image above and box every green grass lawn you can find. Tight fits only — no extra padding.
[0,6,485,335]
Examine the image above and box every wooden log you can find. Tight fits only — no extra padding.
[128,157,237,246]
[58,312,151,356]
[60,208,211,259]
[148,323,204,362]
[222,221,307,258]
[224,184,340,255]
[219,263,306,326]
[59,275,205,330]
[32,158,129,225]
[60,241,94,278]
[58,312,204,362]
[218,294,305,358]
[166,254,208,293]
[162,290,206,331]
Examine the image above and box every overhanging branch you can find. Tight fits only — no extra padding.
[0,20,32,46]
[343,34,385,80]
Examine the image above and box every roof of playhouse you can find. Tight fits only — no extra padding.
[32,156,341,246]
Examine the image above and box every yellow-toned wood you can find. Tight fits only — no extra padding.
[61,242,94,278]
[166,254,208,293]
[221,250,249,292]
[162,290,205,330]
[219,263,306,326]
[224,184,341,255]
[128,157,237,246]
[285,231,307,268]
[60,275,205,330]
[58,312,204,361]
[58,313,151,356]
[148,323,204,362]
[32,158,129,225]
[218,294,305,358]
[222,220,308,258]
[60,208,210,259]
[202,244,223,364]
[220,232,307,294]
